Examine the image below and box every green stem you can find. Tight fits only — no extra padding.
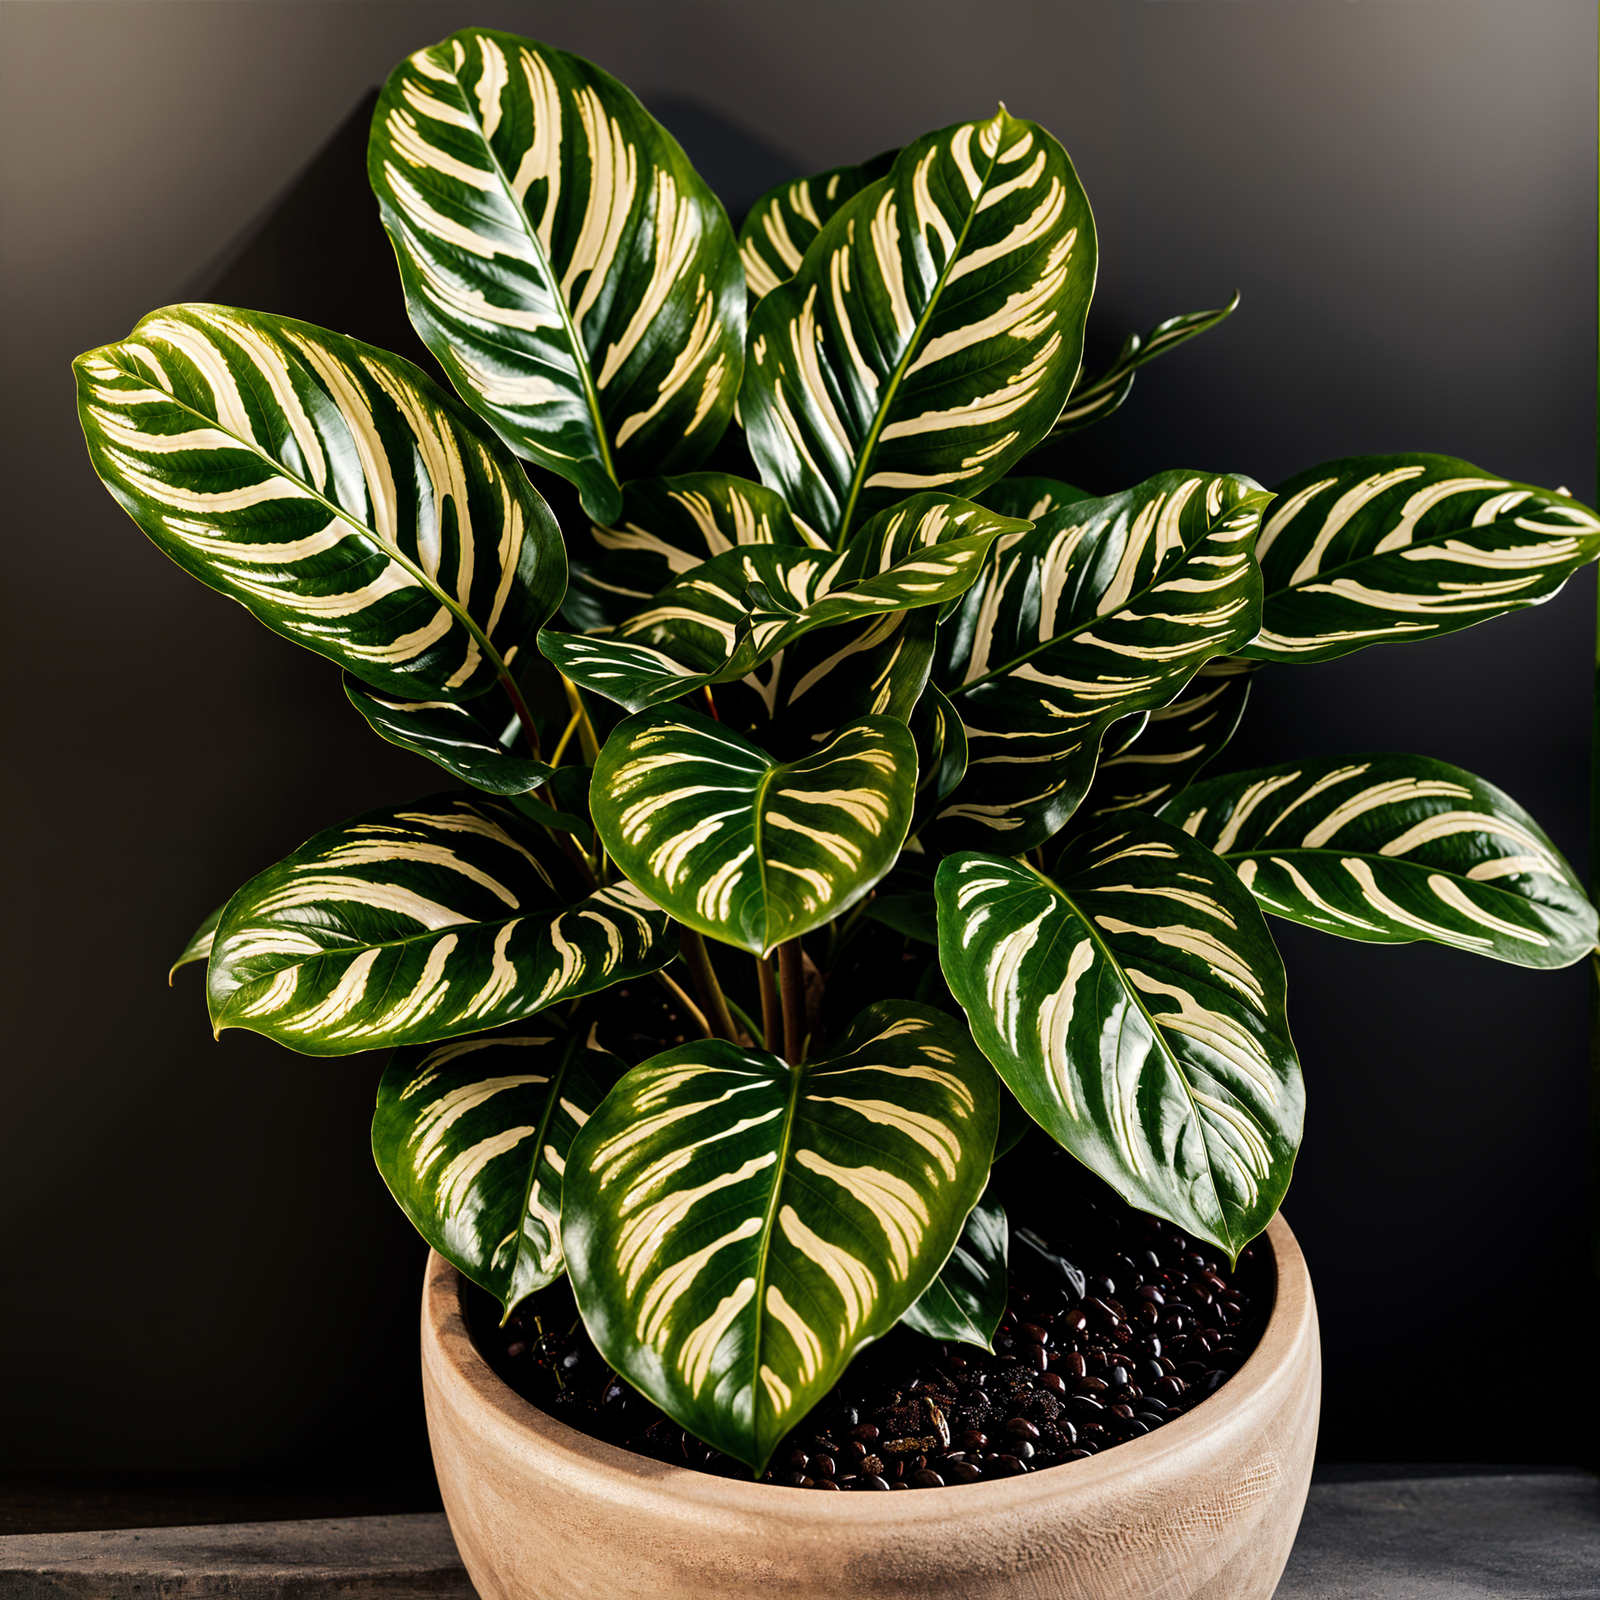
[499,672,542,761]
[778,938,807,1064]
[651,968,712,1040]
[562,676,601,764]
[679,928,739,1043]
[549,708,582,767]
[757,955,780,1054]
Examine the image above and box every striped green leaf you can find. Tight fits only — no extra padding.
[741,108,1095,544]
[560,999,1000,1471]
[900,1186,1008,1349]
[373,1018,628,1315]
[977,475,1092,522]
[1078,657,1259,820]
[934,471,1270,853]
[370,28,746,522]
[936,812,1303,1259]
[738,148,899,301]
[207,794,673,1054]
[170,904,224,981]
[1045,294,1239,439]
[76,305,565,702]
[1237,454,1600,663]
[563,473,821,634]
[591,709,916,955]
[910,681,969,835]
[1163,753,1597,968]
[344,674,554,795]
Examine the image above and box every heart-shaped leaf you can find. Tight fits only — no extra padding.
[76,306,565,702]
[900,1186,1008,1349]
[936,811,1303,1260]
[207,795,674,1053]
[591,708,916,955]
[564,473,822,633]
[1237,454,1600,663]
[934,471,1269,852]
[1078,657,1259,820]
[1163,753,1597,967]
[1045,294,1239,438]
[561,999,999,1471]
[373,1017,629,1314]
[738,148,900,300]
[741,108,1095,544]
[370,29,746,521]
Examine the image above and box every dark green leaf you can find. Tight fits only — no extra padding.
[900,1187,1008,1349]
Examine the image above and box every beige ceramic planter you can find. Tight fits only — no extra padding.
[422,1212,1319,1600]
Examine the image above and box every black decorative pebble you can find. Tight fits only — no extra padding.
[464,1164,1273,1492]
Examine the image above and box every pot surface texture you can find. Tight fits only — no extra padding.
[421,1213,1320,1600]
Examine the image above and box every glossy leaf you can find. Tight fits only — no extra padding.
[76,305,565,702]
[344,674,554,794]
[1078,657,1259,820]
[936,811,1303,1259]
[934,471,1269,852]
[207,794,674,1053]
[563,472,821,633]
[900,1187,1008,1349]
[1046,295,1239,438]
[977,475,1091,522]
[738,148,899,300]
[1165,753,1598,968]
[741,108,1095,544]
[561,999,1000,1471]
[170,904,223,981]
[591,708,916,955]
[371,28,746,521]
[373,1018,629,1313]
[1238,454,1600,663]
[909,681,969,835]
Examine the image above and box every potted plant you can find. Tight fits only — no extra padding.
[74,24,1598,1598]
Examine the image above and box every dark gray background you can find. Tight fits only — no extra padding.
[2,0,1594,1498]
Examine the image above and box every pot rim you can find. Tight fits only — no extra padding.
[421,1210,1314,1527]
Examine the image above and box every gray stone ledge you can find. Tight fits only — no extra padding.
[2,1474,1596,1598]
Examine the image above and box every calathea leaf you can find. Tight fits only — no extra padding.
[738,148,900,300]
[344,674,555,795]
[563,473,822,634]
[1163,753,1598,968]
[590,708,916,955]
[934,471,1270,853]
[170,904,224,981]
[370,28,746,522]
[909,682,969,835]
[76,305,565,702]
[560,999,1000,1471]
[741,108,1095,544]
[900,1186,1008,1349]
[373,1017,628,1314]
[1078,657,1259,820]
[207,794,673,1053]
[1237,453,1600,663]
[936,810,1303,1260]
[1045,294,1240,438]
[977,475,1092,522]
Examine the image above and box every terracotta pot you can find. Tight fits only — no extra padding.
[421,1212,1319,1600]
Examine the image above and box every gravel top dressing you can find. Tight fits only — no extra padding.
[464,1140,1273,1491]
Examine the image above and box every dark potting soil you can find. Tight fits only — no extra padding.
[460,1138,1275,1492]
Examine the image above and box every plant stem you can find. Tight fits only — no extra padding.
[562,676,601,763]
[548,708,582,767]
[679,928,739,1042]
[651,968,712,1040]
[757,955,780,1053]
[499,672,542,761]
[778,938,806,1064]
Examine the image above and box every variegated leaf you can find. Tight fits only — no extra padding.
[1046,295,1239,438]
[1237,454,1600,663]
[741,108,1094,544]
[936,812,1303,1259]
[934,471,1270,852]
[1078,657,1259,820]
[76,306,565,702]
[344,674,554,795]
[738,148,899,300]
[910,681,969,835]
[207,795,673,1053]
[1164,753,1597,968]
[977,474,1091,522]
[590,709,916,955]
[170,904,224,981]
[373,1018,628,1313]
[900,1187,1008,1349]
[370,29,746,522]
[564,472,822,633]
[560,999,999,1471]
